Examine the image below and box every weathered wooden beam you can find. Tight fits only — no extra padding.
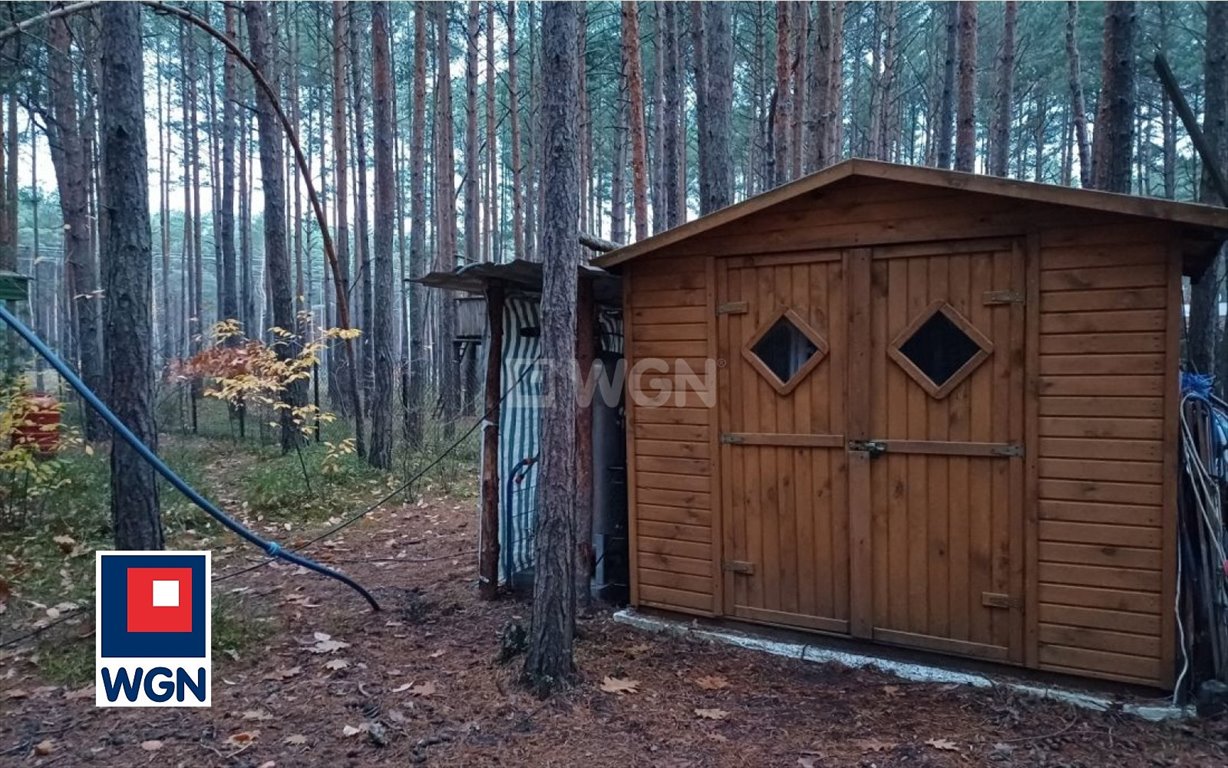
[579,231,623,253]
[1155,53,1228,207]
[478,284,505,600]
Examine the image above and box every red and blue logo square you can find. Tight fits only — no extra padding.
[97,552,209,659]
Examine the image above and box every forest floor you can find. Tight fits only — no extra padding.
[3,431,1228,766]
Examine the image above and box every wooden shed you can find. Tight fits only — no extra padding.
[594,159,1228,689]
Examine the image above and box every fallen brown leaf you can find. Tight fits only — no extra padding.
[408,680,436,696]
[226,731,258,748]
[851,738,894,753]
[925,738,959,752]
[33,739,54,756]
[599,676,640,695]
[694,708,729,720]
[263,665,302,681]
[140,740,163,751]
[694,675,730,691]
[284,734,308,746]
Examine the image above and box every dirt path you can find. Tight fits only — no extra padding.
[3,494,1226,767]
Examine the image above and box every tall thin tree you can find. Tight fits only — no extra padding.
[1089,1,1136,193]
[368,0,395,468]
[954,1,977,172]
[246,0,305,453]
[99,2,162,549]
[524,0,580,697]
[46,8,106,440]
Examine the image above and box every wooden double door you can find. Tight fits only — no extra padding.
[716,240,1025,663]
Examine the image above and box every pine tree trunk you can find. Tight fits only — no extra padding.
[465,1,480,265]
[349,6,374,414]
[368,0,395,469]
[435,1,460,432]
[220,5,240,327]
[246,1,306,453]
[330,1,355,417]
[1089,1,1136,193]
[99,2,162,550]
[622,2,649,242]
[806,1,830,173]
[524,0,580,698]
[486,1,498,261]
[508,1,524,259]
[662,1,682,227]
[790,1,806,178]
[46,12,106,441]
[826,2,845,162]
[406,0,428,448]
[651,3,667,234]
[1066,1,1092,188]
[771,2,790,186]
[699,2,733,213]
[954,1,977,172]
[989,0,1017,176]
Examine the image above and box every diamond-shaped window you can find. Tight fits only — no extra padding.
[888,301,993,399]
[743,308,828,395]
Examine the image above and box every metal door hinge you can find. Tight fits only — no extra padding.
[716,301,749,315]
[720,433,746,445]
[723,560,755,575]
[981,592,1021,609]
[991,443,1024,457]
[983,290,1025,305]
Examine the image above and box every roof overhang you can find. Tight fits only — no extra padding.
[414,259,622,306]
[593,159,1228,277]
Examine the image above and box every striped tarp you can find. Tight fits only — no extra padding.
[487,295,623,584]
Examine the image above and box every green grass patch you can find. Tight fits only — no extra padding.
[35,632,94,686]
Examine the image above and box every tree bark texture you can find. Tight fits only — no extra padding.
[699,2,733,213]
[246,1,305,453]
[406,0,428,448]
[46,9,106,440]
[99,2,163,550]
[1089,0,1136,193]
[524,0,579,698]
[621,1,648,242]
[954,1,977,172]
[368,0,395,469]
[989,1,1017,177]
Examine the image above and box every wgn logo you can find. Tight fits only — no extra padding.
[95,552,211,707]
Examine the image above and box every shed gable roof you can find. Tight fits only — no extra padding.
[594,159,1228,269]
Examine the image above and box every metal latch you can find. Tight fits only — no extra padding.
[848,439,887,458]
[720,433,746,445]
[716,301,749,315]
[723,560,755,575]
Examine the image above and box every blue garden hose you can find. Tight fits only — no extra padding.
[0,303,380,611]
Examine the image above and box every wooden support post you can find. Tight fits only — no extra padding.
[478,284,505,600]
[575,277,595,611]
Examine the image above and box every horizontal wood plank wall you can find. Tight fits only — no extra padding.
[625,256,717,616]
[1034,222,1173,687]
